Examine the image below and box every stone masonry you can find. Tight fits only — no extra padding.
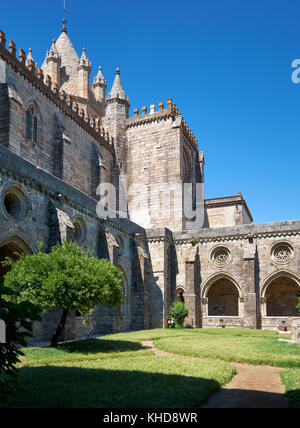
[0,24,299,343]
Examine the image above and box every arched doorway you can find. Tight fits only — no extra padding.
[176,287,185,303]
[207,278,240,317]
[0,237,33,284]
[265,276,299,317]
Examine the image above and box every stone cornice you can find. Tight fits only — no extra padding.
[173,225,300,245]
[106,96,130,108]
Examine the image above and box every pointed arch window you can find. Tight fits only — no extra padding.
[26,106,39,144]
[26,110,32,139]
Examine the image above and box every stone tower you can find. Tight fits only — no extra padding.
[45,40,61,87]
[78,48,91,100]
[103,69,130,216]
[93,67,107,104]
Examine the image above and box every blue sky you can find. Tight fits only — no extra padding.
[1,0,300,224]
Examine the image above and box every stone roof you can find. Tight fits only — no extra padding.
[205,194,253,223]
[55,31,80,85]
[109,68,126,99]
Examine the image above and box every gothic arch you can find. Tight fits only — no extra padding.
[182,146,191,183]
[176,286,186,303]
[260,270,300,318]
[202,272,243,299]
[260,270,300,298]
[24,100,43,120]
[0,235,34,255]
[0,235,34,280]
[24,100,43,144]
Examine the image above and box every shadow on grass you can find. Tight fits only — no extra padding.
[1,365,220,408]
[57,339,143,354]
[201,388,288,409]
[286,390,300,408]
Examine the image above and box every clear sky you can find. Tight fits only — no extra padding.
[1,0,300,224]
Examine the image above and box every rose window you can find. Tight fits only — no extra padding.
[272,243,293,264]
[211,247,231,267]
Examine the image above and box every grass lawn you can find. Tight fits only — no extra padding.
[151,329,300,368]
[281,369,300,408]
[2,333,236,408]
[2,328,299,408]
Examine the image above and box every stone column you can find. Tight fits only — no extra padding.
[243,242,257,329]
[139,254,150,330]
[105,232,120,332]
[146,228,172,329]
[184,261,200,328]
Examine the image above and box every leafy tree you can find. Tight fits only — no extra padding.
[3,241,123,348]
[170,301,189,328]
[297,291,300,314]
[0,285,41,401]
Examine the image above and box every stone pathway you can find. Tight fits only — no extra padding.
[141,341,288,409]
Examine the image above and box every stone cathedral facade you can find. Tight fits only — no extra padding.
[0,25,299,342]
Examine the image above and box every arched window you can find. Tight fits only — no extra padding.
[26,105,39,144]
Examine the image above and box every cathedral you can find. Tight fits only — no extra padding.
[0,21,299,342]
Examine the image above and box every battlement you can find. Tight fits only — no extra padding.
[0,30,114,154]
[127,98,198,150]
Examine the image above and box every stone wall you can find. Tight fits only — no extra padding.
[0,47,114,199]
[126,102,201,231]
[170,222,300,331]
[0,145,149,342]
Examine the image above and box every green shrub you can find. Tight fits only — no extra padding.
[170,302,189,328]
[0,285,41,401]
[3,241,123,348]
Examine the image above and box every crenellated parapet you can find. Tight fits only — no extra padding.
[0,30,115,155]
[127,98,198,151]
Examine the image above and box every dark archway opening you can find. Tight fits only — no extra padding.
[266,276,299,317]
[176,288,185,303]
[0,241,31,285]
[208,278,239,316]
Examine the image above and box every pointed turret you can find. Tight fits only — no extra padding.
[109,68,126,100]
[79,48,91,69]
[105,67,130,176]
[78,48,92,99]
[45,39,61,86]
[48,39,60,60]
[26,48,35,72]
[93,67,107,104]
[26,48,34,64]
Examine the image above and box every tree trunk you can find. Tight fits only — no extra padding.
[50,309,69,348]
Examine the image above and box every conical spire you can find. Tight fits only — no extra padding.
[97,66,105,82]
[79,48,91,69]
[25,48,35,69]
[109,68,126,99]
[93,66,106,85]
[26,48,34,63]
[48,39,60,59]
